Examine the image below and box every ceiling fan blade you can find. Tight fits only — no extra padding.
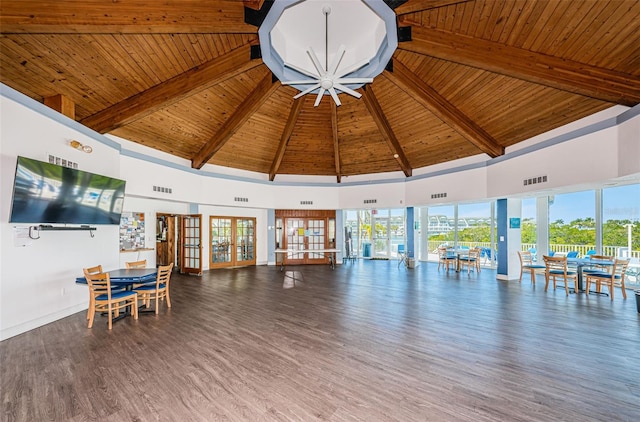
[307,47,326,75]
[329,88,342,107]
[293,83,321,99]
[335,58,371,78]
[282,79,321,85]
[334,78,374,84]
[328,45,346,76]
[314,88,326,107]
[284,61,320,79]
[333,83,362,99]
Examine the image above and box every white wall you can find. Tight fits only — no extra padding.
[1,84,639,340]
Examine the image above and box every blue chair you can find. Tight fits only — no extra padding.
[397,244,407,268]
[567,251,579,258]
[528,248,537,261]
[586,250,596,257]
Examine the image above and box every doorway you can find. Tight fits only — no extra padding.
[156,213,203,275]
[210,216,257,268]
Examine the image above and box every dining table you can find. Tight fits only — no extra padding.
[75,268,158,288]
[567,257,614,294]
[76,268,159,321]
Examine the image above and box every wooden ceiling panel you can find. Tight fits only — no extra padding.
[277,101,338,176]
[212,87,296,174]
[1,0,636,180]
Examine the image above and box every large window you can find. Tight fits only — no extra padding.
[603,184,640,286]
[549,190,595,257]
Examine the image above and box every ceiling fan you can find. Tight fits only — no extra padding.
[281,5,373,107]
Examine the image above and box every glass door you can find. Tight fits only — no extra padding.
[210,216,257,268]
[372,209,390,258]
[235,218,256,266]
[307,219,326,263]
[210,217,233,268]
[180,214,202,275]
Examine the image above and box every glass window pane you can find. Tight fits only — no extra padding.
[549,191,595,257]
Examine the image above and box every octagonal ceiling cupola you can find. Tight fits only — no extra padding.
[259,0,398,106]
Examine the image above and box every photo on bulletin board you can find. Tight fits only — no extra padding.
[509,217,521,229]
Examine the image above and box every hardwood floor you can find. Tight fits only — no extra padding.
[2,260,639,421]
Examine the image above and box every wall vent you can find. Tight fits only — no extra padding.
[431,192,447,199]
[300,200,313,205]
[47,154,78,169]
[234,197,249,203]
[523,175,548,186]
[364,199,377,204]
[153,185,173,194]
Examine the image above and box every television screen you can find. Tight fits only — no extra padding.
[9,156,126,225]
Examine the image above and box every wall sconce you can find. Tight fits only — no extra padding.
[69,140,93,153]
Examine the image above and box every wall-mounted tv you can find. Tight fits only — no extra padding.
[9,156,126,225]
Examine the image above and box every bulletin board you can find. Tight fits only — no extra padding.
[120,212,145,250]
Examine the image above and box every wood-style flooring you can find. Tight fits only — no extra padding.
[1,260,639,421]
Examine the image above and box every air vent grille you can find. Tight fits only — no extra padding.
[153,186,172,194]
[364,199,377,204]
[300,200,313,205]
[234,197,249,203]
[431,193,447,199]
[47,154,78,169]
[523,175,548,186]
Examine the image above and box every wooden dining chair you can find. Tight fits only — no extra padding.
[458,247,481,274]
[518,251,545,284]
[125,259,147,269]
[543,255,578,296]
[84,270,138,329]
[83,264,103,321]
[437,247,457,272]
[585,259,629,300]
[134,263,174,314]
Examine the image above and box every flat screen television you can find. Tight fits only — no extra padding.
[9,156,126,225]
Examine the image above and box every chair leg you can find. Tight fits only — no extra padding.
[519,267,523,282]
[529,269,536,284]
[155,295,159,315]
[166,291,171,308]
[620,278,627,299]
[88,309,95,328]
[107,303,113,330]
[132,297,139,320]
[544,274,550,291]
[608,281,614,300]
[564,278,569,296]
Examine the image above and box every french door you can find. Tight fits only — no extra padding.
[283,218,328,265]
[210,216,256,268]
[180,214,202,275]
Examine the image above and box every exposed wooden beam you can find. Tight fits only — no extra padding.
[399,24,640,106]
[385,60,504,158]
[395,0,472,15]
[269,97,305,181]
[81,44,260,133]
[44,94,75,119]
[361,86,412,177]
[192,72,279,169]
[331,102,341,183]
[0,0,256,34]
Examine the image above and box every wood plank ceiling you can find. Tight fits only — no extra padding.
[1,0,639,182]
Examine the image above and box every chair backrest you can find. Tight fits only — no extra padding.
[437,247,449,258]
[518,250,533,266]
[125,259,147,269]
[83,270,112,299]
[469,247,481,259]
[613,259,630,278]
[586,250,596,256]
[543,255,568,272]
[566,251,579,258]
[156,263,174,288]
[590,254,613,262]
[398,244,404,254]
[84,264,103,276]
